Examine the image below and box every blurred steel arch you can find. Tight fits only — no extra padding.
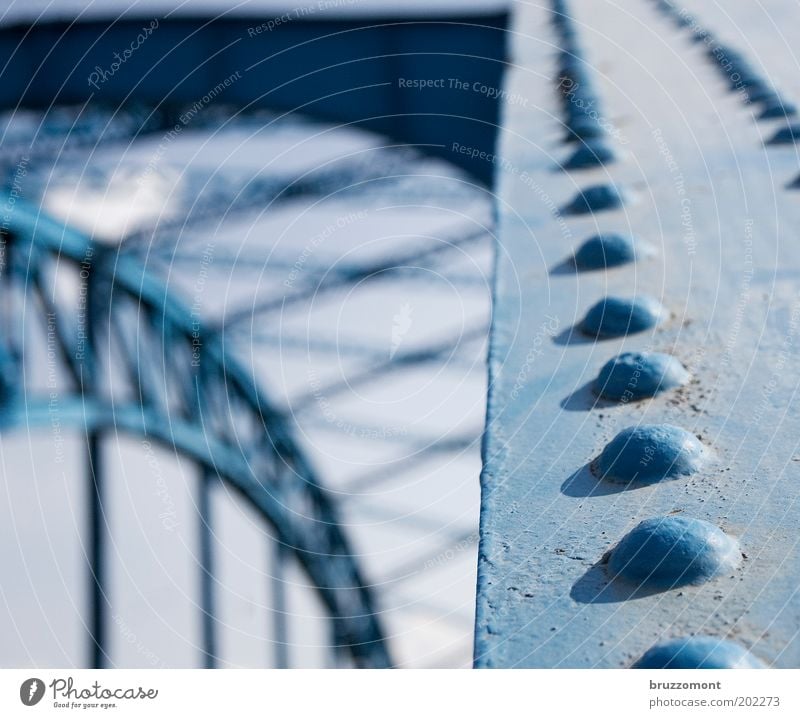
[0,196,392,667]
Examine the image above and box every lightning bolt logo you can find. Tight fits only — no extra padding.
[20,678,44,706]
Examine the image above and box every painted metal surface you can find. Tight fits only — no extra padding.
[475,0,800,668]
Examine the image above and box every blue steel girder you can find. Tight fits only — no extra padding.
[0,12,509,185]
[475,0,800,668]
[0,196,391,668]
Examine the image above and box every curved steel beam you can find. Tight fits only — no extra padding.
[1,196,391,668]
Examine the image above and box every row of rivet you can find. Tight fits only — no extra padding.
[551,0,618,170]
[650,0,797,120]
[649,0,800,187]
[549,1,763,669]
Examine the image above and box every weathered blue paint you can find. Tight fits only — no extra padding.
[595,425,706,485]
[633,637,766,669]
[581,296,666,338]
[608,517,741,590]
[573,234,646,271]
[563,184,626,215]
[594,353,690,401]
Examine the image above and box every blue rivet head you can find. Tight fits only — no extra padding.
[595,424,706,484]
[609,516,740,589]
[710,44,744,66]
[633,637,766,669]
[691,29,713,44]
[767,124,800,145]
[558,59,589,88]
[581,295,665,338]
[573,233,650,270]
[565,92,599,120]
[564,184,625,215]
[758,99,797,120]
[730,68,762,91]
[564,117,606,143]
[562,141,616,170]
[594,352,690,401]
[746,85,780,105]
